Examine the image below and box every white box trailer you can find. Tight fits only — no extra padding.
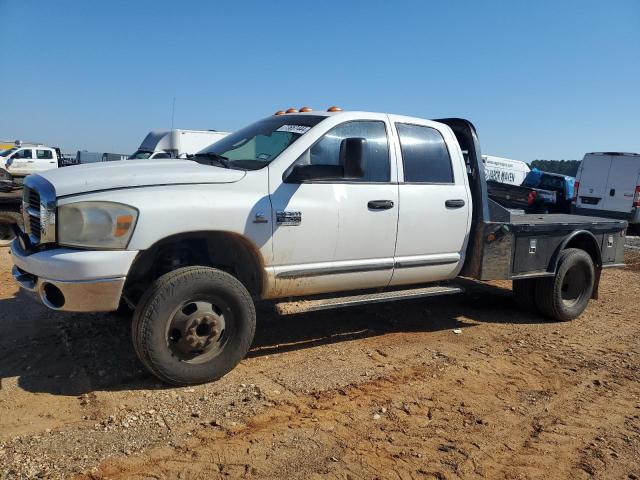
[573,152,640,226]
[482,155,530,186]
[129,129,229,160]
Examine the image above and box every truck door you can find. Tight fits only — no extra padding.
[269,117,399,297]
[575,154,611,212]
[34,149,58,173]
[7,148,34,176]
[389,118,471,286]
[601,154,640,216]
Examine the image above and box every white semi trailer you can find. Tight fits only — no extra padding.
[129,129,230,160]
[482,155,530,186]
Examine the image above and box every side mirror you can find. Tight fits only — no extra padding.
[285,164,344,183]
[339,137,366,179]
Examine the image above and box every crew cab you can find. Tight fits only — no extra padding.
[1,144,60,179]
[9,108,627,386]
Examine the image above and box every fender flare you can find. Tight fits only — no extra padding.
[549,229,602,273]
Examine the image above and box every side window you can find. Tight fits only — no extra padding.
[296,121,390,182]
[396,124,454,183]
[15,149,32,159]
[36,149,53,159]
[153,152,171,159]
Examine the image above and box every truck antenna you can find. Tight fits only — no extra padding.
[170,97,176,129]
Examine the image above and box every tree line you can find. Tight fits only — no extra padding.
[530,160,580,177]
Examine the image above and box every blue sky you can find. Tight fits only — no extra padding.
[0,0,638,161]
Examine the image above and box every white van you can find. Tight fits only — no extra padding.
[482,155,530,186]
[129,129,229,160]
[0,144,59,178]
[573,152,640,226]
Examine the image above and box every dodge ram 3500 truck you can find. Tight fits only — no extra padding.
[9,109,627,385]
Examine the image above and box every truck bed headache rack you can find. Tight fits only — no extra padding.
[275,285,464,315]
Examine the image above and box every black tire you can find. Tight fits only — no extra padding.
[512,278,538,312]
[0,210,22,243]
[535,248,595,322]
[132,266,256,386]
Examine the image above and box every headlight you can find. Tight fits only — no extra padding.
[58,201,138,249]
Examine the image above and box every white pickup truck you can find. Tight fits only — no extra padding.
[1,144,60,178]
[10,109,627,385]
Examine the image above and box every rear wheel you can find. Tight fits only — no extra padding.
[535,248,595,321]
[512,278,538,312]
[132,266,256,386]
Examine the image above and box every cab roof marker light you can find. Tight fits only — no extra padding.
[274,110,286,116]
[299,106,312,112]
[327,106,342,112]
[285,108,298,113]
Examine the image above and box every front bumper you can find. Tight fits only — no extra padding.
[10,241,138,312]
[12,265,126,312]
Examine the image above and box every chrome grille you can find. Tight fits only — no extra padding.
[28,188,41,211]
[21,176,57,246]
[27,188,41,241]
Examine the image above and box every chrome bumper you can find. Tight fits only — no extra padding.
[12,265,125,312]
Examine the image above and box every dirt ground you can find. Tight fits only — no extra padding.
[0,245,639,480]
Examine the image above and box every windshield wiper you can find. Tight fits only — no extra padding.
[193,152,232,169]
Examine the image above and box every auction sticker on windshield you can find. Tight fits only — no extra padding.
[276,125,311,134]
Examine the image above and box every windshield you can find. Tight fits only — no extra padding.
[129,150,153,159]
[195,114,325,170]
[0,147,17,157]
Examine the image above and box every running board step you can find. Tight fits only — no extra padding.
[275,285,463,315]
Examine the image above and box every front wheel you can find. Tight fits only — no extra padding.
[534,248,595,321]
[0,210,22,245]
[132,266,256,386]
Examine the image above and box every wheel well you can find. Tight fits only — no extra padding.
[551,231,602,300]
[562,232,602,269]
[124,232,265,305]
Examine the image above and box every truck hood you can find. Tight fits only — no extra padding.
[36,159,246,197]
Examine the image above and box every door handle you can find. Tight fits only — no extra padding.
[445,199,465,208]
[368,200,394,210]
[609,188,615,196]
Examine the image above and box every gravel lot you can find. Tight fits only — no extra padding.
[0,245,639,479]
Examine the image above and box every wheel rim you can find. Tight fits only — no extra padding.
[166,297,232,364]
[560,263,590,307]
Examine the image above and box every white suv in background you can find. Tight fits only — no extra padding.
[1,145,60,178]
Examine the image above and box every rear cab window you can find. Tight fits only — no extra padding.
[395,123,454,183]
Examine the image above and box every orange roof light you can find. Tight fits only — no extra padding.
[274,110,286,116]
[299,106,312,112]
[327,106,342,112]
[285,108,299,113]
